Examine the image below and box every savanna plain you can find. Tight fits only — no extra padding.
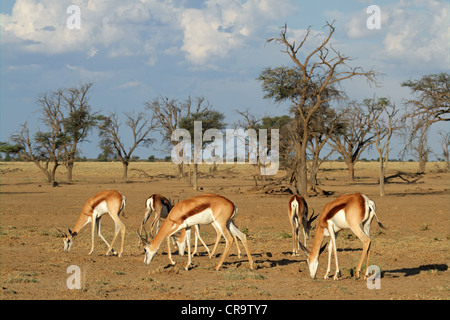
[0,161,449,300]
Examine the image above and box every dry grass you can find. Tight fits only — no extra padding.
[1,160,448,184]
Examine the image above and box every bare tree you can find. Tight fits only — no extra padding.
[307,103,344,190]
[179,109,225,190]
[9,84,97,183]
[399,113,433,173]
[57,83,98,182]
[401,73,450,125]
[145,96,209,177]
[98,111,155,180]
[330,100,378,181]
[11,123,62,183]
[236,110,293,184]
[401,73,449,172]
[438,131,450,171]
[259,22,378,196]
[371,98,399,197]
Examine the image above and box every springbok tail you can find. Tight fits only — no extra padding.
[367,197,386,230]
[290,200,299,228]
[120,195,127,218]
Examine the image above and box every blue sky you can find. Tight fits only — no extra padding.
[1,0,449,160]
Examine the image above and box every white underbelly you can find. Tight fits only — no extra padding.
[326,209,349,234]
[184,208,214,227]
[93,201,109,219]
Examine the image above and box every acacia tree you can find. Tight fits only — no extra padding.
[145,96,209,178]
[9,84,97,183]
[259,22,378,196]
[10,122,63,182]
[330,100,379,181]
[179,109,225,190]
[98,111,155,180]
[401,73,449,172]
[399,118,431,173]
[438,131,450,171]
[0,142,22,160]
[16,88,66,182]
[306,103,344,189]
[402,73,450,124]
[371,98,399,197]
[253,114,292,185]
[56,83,98,182]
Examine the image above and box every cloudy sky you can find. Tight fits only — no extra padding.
[1,0,449,160]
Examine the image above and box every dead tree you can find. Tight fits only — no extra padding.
[98,112,155,180]
[11,122,61,182]
[372,98,400,197]
[145,96,208,178]
[260,22,378,196]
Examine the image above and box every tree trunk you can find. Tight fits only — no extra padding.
[40,164,53,182]
[178,163,184,178]
[66,161,74,183]
[33,160,54,183]
[122,161,129,180]
[295,141,308,197]
[309,158,319,188]
[418,154,427,173]
[348,160,355,182]
[51,162,59,183]
[193,163,198,190]
[379,159,385,197]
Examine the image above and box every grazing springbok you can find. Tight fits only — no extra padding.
[56,190,126,257]
[138,194,211,257]
[288,194,318,256]
[138,193,253,271]
[298,193,385,280]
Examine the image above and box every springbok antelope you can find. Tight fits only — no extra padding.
[298,193,385,280]
[138,193,253,271]
[138,194,211,257]
[288,194,318,256]
[56,190,126,257]
[139,194,173,238]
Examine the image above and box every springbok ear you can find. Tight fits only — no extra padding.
[68,228,73,235]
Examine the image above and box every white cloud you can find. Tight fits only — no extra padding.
[179,0,295,65]
[87,47,99,58]
[344,0,449,69]
[1,0,294,67]
[0,0,173,58]
[117,81,143,89]
[64,64,112,82]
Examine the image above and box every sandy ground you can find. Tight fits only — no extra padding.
[0,161,449,301]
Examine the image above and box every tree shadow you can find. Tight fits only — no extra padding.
[384,264,448,277]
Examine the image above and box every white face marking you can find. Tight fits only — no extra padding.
[308,257,319,279]
[64,238,71,252]
[143,246,156,265]
[63,233,73,252]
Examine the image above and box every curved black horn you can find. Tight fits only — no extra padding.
[307,209,319,226]
[55,226,66,237]
[137,229,150,246]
